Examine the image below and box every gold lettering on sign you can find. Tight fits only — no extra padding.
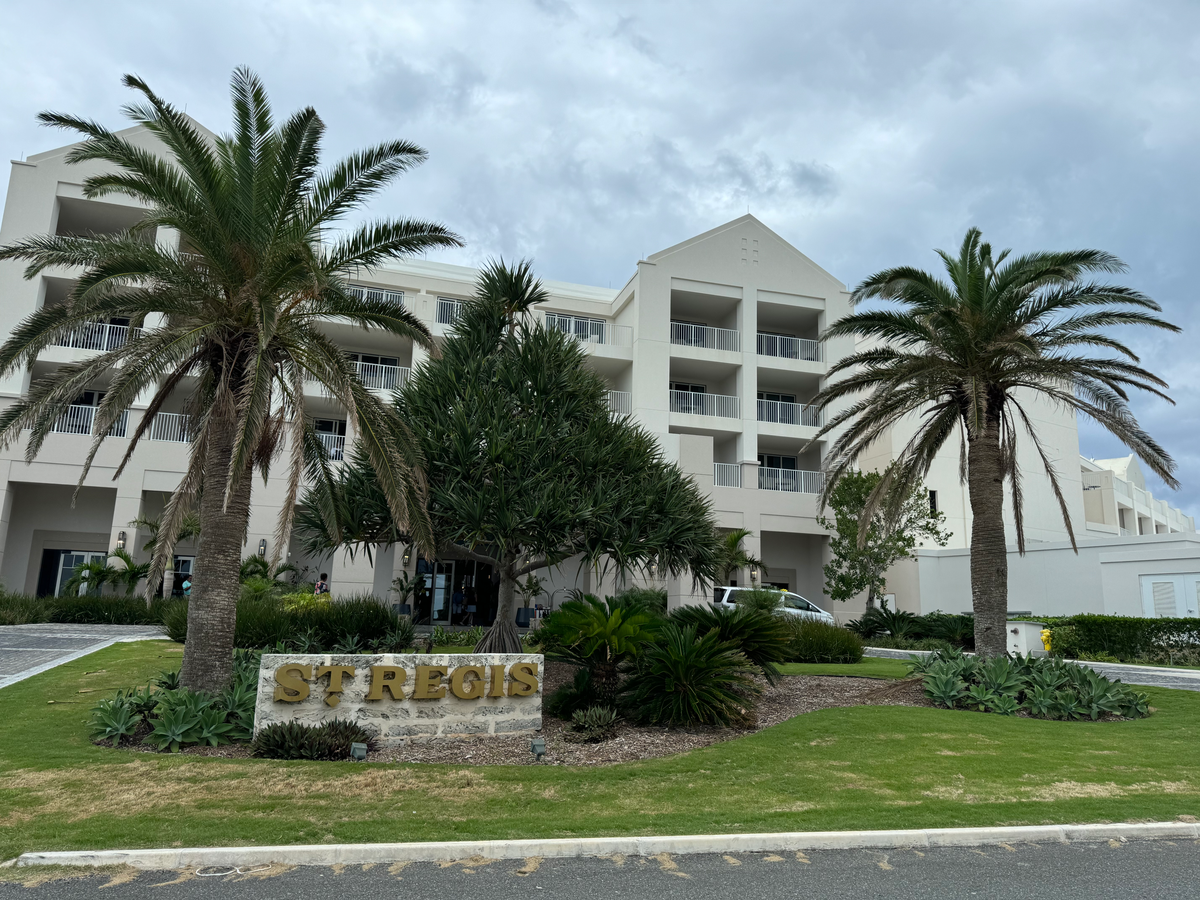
[273,664,312,702]
[508,662,540,697]
[366,666,407,700]
[315,665,357,707]
[487,664,506,698]
[412,665,448,699]
[450,665,486,699]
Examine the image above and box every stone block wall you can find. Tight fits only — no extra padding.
[253,653,543,745]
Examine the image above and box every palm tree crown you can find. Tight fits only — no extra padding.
[0,69,461,689]
[812,227,1179,654]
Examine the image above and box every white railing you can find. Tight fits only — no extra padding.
[318,432,346,461]
[50,405,129,438]
[150,412,190,443]
[714,462,741,488]
[756,332,822,362]
[436,297,463,325]
[758,467,823,494]
[1113,478,1131,499]
[670,322,740,353]
[545,313,633,348]
[669,390,739,419]
[756,399,822,427]
[355,362,409,392]
[606,390,632,416]
[346,284,404,307]
[52,322,141,352]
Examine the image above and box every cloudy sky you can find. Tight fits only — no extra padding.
[2,1,1198,509]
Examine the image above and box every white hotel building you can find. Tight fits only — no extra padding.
[1,126,1197,622]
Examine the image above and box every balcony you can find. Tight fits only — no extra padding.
[317,432,346,461]
[758,467,823,494]
[606,390,632,416]
[50,405,129,438]
[436,298,463,325]
[354,361,409,392]
[150,412,191,443]
[545,313,633,348]
[346,284,404,307]
[670,390,739,419]
[51,321,141,353]
[714,462,741,488]
[756,332,821,362]
[671,322,740,353]
[757,398,821,428]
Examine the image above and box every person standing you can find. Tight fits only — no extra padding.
[314,573,330,595]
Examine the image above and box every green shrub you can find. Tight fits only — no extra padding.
[669,604,791,683]
[160,599,188,642]
[923,613,975,649]
[731,588,786,615]
[371,616,416,652]
[909,649,1150,721]
[0,592,48,625]
[544,667,599,720]
[51,594,165,625]
[431,624,484,647]
[233,595,296,649]
[251,719,376,760]
[89,697,141,747]
[563,705,619,743]
[784,618,865,664]
[608,587,668,619]
[620,624,761,728]
[865,635,954,652]
[538,594,660,698]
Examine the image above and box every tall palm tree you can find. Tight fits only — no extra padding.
[0,69,461,690]
[812,228,1179,656]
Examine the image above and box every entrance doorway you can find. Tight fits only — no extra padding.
[37,550,108,597]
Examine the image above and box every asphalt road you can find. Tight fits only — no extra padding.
[6,841,1200,899]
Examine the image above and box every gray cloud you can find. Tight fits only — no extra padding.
[2,0,1198,508]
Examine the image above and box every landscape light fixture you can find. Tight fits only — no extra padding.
[350,742,368,761]
[116,531,126,550]
[258,539,267,558]
[530,737,546,762]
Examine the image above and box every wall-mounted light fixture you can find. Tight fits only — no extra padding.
[402,546,412,566]
[649,561,658,580]
[750,565,760,584]
[258,539,267,558]
[116,531,126,550]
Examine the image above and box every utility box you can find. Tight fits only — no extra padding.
[1007,620,1048,656]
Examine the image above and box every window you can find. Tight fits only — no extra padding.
[671,382,707,394]
[929,490,939,514]
[171,556,195,597]
[315,418,347,436]
[757,391,797,404]
[757,453,797,470]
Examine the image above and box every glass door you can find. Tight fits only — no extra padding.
[55,551,107,596]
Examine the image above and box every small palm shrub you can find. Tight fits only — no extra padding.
[538,595,660,698]
[544,667,599,720]
[251,719,376,760]
[563,705,619,743]
[784,619,865,664]
[620,624,761,728]
[669,604,791,684]
[608,587,668,619]
[907,649,1150,720]
[731,588,785,615]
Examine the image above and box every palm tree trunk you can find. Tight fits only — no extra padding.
[179,419,254,692]
[475,554,522,654]
[967,423,1008,657]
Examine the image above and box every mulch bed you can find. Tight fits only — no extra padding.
[112,662,932,767]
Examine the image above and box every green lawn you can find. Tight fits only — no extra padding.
[1,640,1198,860]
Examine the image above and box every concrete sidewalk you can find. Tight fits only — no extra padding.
[0,623,166,690]
[864,646,1200,692]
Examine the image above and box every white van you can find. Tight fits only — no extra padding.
[712,586,835,624]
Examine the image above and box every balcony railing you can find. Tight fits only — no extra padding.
[669,390,739,419]
[758,467,823,494]
[51,322,141,353]
[670,322,740,353]
[436,298,463,325]
[545,313,633,348]
[756,399,822,427]
[714,462,741,488]
[606,390,632,416]
[50,405,129,438]
[355,362,410,392]
[318,432,346,461]
[346,284,404,307]
[150,412,190,443]
[756,332,822,362]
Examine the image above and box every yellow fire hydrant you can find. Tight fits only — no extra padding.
[1040,629,1052,652]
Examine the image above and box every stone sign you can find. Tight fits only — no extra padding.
[252,653,543,745]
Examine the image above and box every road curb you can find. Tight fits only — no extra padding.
[13,822,1200,869]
